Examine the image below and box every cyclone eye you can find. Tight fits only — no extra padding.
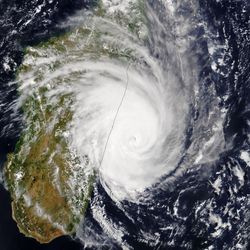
[129,135,137,146]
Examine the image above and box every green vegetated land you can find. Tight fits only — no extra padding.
[5,88,94,242]
[5,0,146,243]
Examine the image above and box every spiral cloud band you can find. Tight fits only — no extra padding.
[16,0,225,203]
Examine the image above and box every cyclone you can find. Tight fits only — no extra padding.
[71,55,188,201]
[17,0,207,202]
[18,0,224,197]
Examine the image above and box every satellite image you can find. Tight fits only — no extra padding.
[0,0,249,249]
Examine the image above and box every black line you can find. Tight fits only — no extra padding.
[100,63,130,166]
